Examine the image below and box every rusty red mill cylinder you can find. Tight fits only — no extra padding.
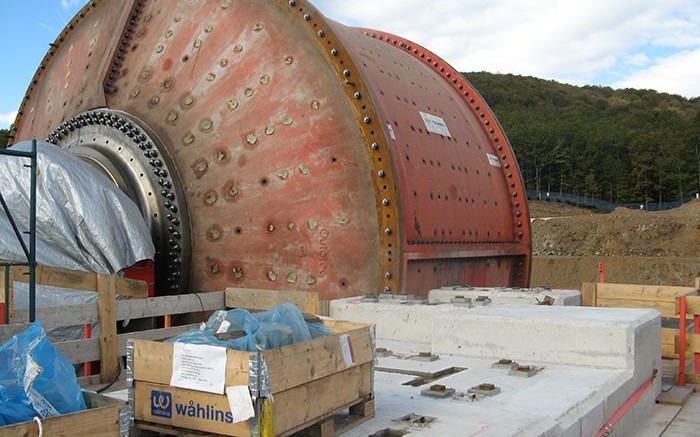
[11,0,531,302]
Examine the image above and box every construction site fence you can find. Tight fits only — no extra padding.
[527,190,697,212]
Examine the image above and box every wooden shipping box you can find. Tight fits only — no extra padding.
[131,319,374,436]
[0,391,126,437]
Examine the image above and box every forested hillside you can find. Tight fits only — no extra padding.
[463,72,700,204]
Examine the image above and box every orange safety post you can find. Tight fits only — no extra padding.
[598,262,605,283]
[679,296,687,386]
[83,324,92,376]
[695,312,700,381]
[164,314,172,328]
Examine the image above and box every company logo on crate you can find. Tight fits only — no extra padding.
[149,389,235,424]
[151,390,172,418]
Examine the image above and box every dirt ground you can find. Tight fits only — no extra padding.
[528,200,700,288]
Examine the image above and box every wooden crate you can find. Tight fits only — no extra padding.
[0,391,126,437]
[581,282,698,359]
[131,319,374,437]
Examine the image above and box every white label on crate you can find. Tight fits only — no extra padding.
[226,386,255,423]
[487,153,501,167]
[339,334,355,368]
[420,111,451,137]
[216,320,231,334]
[171,343,227,394]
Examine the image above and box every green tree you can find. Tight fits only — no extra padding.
[0,128,9,149]
[463,71,700,204]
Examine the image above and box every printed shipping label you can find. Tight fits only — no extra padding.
[487,153,501,167]
[419,111,451,137]
[170,343,227,394]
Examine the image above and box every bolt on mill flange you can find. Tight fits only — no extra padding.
[11,0,531,299]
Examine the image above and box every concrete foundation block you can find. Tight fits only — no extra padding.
[429,286,582,306]
[431,305,660,369]
[329,297,453,344]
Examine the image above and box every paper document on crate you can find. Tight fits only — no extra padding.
[226,386,255,423]
[170,343,227,394]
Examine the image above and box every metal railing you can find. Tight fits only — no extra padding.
[527,189,697,212]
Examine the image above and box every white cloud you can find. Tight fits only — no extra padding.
[623,53,652,68]
[312,0,700,97]
[613,48,700,97]
[60,0,82,10]
[0,111,17,128]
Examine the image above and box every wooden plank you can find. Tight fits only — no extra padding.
[662,344,678,360]
[97,275,118,383]
[116,292,224,321]
[262,324,374,394]
[596,298,677,317]
[595,283,695,302]
[688,333,700,355]
[133,381,251,436]
[0,392,125,437]
[662,327,677,346]
[580,282,597,307]
[18,292,223,328]
[132,339,246,387]
[225,287,319,314]
[118,324,200,352]
[57,337,100,364]
[274,363,373,436]
[0,264,148,298]
[14,302,98,328]
[56,324,203,365]
[656,385,694,406]
[685,296,700,317]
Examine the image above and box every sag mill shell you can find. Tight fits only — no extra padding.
[11,0,532,301]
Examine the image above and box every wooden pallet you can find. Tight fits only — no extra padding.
[0,391,126,437]
[133,398,374,437]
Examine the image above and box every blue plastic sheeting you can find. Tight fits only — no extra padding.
[0,320,86,426]
[166,303,333,351]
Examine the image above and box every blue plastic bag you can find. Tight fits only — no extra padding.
[253,303,312,344]
[0,320,86,425]
[167,303,333,351]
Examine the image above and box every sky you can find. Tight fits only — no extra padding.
[0,0,698,129]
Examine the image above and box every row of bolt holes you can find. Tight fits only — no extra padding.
[415,260,500,274]
[257,157,338,187]
[418,190,499,207]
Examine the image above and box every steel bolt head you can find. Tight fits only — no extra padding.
[378,170,386,178]
[303,13,311,21]
[354,92,361,99]
[382,198,390,206]
[363,116,371,124]
[371,142,379,150]
[384,272,392,279]
[384,227,392,235]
